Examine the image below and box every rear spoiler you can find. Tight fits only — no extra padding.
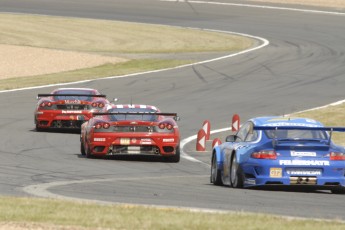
[92,112,179,121]
[253,125,345,146]
[37,94,106,99]
[253,126,345,132]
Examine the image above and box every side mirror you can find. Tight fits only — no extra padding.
[174,116,180,121]
[225,135,236,142]
[113,98,118,102]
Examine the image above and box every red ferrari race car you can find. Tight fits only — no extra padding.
[34,88,109,131]
[80,104,181,162]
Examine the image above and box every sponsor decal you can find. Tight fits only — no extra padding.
[140,138,152,145]
[131,138,137,144]
[163,138,175,143]
[291,151,317,157]
[61,110,82,114]
[279,160,329,166]
[270,168,282,178]
[94,138,106,142]
[64,100,80,104]
[286,169,322,176]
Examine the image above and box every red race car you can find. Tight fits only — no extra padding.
[35,88,109,131]
[80,104,181,162]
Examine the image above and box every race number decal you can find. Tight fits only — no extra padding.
[270,168,282,178]
[120,138,130,145]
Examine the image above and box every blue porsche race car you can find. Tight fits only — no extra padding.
[211,116,345,194]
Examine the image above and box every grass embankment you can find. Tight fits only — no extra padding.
[0,197,344,230]
[0,14,253,90]
[293,102,345,145]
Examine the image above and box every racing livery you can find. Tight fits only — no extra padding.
[80,104,180,162]
[35,88,109,130]
[211,116,345,194]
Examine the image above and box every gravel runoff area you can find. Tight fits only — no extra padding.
[0,44,126,79]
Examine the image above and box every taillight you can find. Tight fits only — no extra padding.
[40,101,52,107]
[159,123,173,130]
[95,123,110,129]
[159,123,166,129]
[330,152,345,161]
[251,150,277,159]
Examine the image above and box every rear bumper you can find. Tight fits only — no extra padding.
[242,160,345,188]
[35,110,91,129]
[89,133,179,157]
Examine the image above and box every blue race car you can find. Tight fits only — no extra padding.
[211,116,345,194]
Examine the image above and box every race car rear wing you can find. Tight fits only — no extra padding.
[253,126,345,132]
[92,112,180,121]
[253,125,345,146]
[37,94,106,99]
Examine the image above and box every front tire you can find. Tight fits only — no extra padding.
[211,153,222,185]
[230,154,244,188]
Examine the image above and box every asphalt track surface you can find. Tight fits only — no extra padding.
[1,0,345,220]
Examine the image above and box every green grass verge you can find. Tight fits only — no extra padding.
[0,59,192,90]
[0,14,253,54]
[293,102,345,145]
[0,197,344,230]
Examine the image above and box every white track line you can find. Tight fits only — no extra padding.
[160,0,345,16]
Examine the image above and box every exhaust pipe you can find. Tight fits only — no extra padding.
[155,148,160,154]
[56,120,62,128]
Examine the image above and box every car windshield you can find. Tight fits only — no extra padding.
[265,129,328,140]
[53,90,95,101]
[107,108,158,121]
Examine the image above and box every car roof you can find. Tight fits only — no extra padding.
[108,104,159,111]
[250,116,324,127]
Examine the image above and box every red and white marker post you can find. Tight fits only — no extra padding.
[212,138,222,149]
[202,120,211,140]
[196,129,206,151]
[232,114,240,132]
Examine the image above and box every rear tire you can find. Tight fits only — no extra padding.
[331,186,345,194]
[35,124,43,132]
[230,154,244,188]
[211,154,223,185]
[80,140,86,156]
[86,145,92,159]
[168,146,180,163]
